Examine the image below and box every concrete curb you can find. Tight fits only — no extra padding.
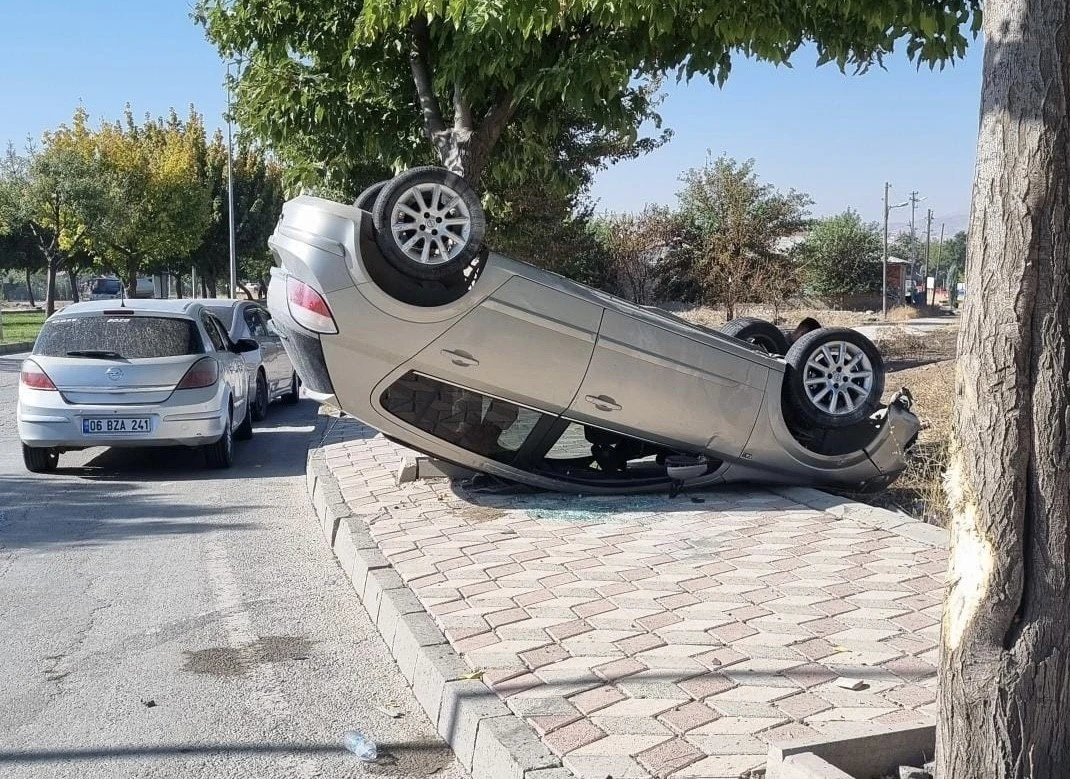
[769,486,948,548]
[305,411,572,779]
[0,342,32,356]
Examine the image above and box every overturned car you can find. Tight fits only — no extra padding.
[266,167,919,494]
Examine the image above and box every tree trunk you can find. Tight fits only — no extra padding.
[125,268,138,300]
[24,268,36,309]
[173,272,184,299]
[67,260,80,303]
[937,1,1070,776]
[44,258,59,316]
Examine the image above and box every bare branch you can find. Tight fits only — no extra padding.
[476,91,516,154]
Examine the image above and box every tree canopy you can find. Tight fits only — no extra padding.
[798,209,883,298]
[197,0,980,199]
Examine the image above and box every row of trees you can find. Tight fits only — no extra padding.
[583,155,968,316]
[0,107,284,314]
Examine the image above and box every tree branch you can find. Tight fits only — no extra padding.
[453,80,474,132]
[476,91,517,154]
[409,17,446,140]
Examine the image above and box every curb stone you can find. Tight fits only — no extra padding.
[305,410,573,778]
[0,342,33,356]
[769,486,948,548]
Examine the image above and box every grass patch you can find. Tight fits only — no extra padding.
[1,309,46,345]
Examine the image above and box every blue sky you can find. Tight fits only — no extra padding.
[1,1,981,226]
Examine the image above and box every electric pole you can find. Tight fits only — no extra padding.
[934,222,945,306]
[923,209,933,307]
[906,190,921,304]
[883,183,909,319]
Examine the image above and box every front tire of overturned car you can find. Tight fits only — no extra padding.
[371,166,486,281]
[23,444,59,473]
[784,327,885,429]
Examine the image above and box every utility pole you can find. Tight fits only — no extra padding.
[906,190,921,304]
[883,183,909,319]
[225,59,242,300]
[923,209,933,306]
[934,222,945,306]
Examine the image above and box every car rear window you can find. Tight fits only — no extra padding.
[34,315,204,359]
[89,279,122,294]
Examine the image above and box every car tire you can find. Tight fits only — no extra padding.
[784,327,885,429]
[282,372,300,405]
[721,317,790,355]
[235,396,254,441]
[23,444,59,473]
[355,180,388,211]
[251,370,269,421]
[372,166,486,281]
[204,407,235,468]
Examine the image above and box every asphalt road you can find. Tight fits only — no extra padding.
[0,354,466,779]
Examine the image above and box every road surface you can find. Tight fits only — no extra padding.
[0,353,466,779]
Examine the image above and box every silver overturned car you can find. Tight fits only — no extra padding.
[266,167,919,494]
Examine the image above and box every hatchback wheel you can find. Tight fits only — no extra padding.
[23,444,59,473]
[372,167,485,280]
[204,407,234,468]
[251,370,269,421]
[784,327,885,428]
[282,372,300,405]
[721,317,790,355]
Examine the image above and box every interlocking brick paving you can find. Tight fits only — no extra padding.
[320,414,945,779]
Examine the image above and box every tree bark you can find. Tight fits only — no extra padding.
[937,1,1070,776]
[66,259,80,303]
[24,268,35,309]
[44,257,59,316]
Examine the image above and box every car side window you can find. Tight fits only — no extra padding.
[381,372,545,465]
[201,312,226,351]
[244,307,269,337]
[209,314,236,351]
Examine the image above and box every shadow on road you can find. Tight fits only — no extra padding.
[0,475,259,548]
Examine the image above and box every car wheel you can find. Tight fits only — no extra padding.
[235,396,254,441]
[355,180,388,211]
[251,370,269,421]
[204,407,234,468]
[282,372,300,405]
[721,317,790,355]
[372,166,486,281]
[784,327,885,429]
[23,444,58,473]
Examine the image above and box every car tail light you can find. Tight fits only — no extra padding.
[176,357,219,390]
[20,360,57,391]
[287,277,338,334]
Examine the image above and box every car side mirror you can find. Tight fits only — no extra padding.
[232,338,259,354]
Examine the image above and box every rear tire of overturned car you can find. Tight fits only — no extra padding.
[234,397,254,441]
[354,180,387,212]
[721,317,790,355]
[372,166,485,281]
[784,327,885,429]
[23,444,59,473]
[282,372,300,405]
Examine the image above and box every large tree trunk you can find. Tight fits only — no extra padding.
[67,260,80,303]
[24,268,36,309]
[937,1,1070,776]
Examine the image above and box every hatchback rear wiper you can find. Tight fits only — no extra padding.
[66,350,125,360]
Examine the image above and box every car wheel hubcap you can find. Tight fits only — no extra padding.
[802,341,874,415]
[390,182,471,265]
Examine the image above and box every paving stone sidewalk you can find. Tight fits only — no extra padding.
[319,413,947,779]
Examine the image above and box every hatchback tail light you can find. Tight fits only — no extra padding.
[20,360,57,391]
[287,277,338,334]
[176,357,219,390]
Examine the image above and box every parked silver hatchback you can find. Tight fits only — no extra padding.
[202,299,301,420]
[17,299,256,472]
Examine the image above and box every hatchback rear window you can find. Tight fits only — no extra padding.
[34,315,203,359]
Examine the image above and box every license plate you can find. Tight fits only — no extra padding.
[82,417,152,435]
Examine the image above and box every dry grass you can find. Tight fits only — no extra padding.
[665,304,880,330]
[886,303,943,321]
[844,328,959,527]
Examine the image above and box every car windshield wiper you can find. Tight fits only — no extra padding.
[65,350,125,360]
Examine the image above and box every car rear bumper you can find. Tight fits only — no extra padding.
[17,393,227,449]
[266,266,336,397]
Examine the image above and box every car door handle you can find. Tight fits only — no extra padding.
[441,349,479,367]
[585,394,621,412]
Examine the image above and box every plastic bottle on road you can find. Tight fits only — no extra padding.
[342,731,378,761]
